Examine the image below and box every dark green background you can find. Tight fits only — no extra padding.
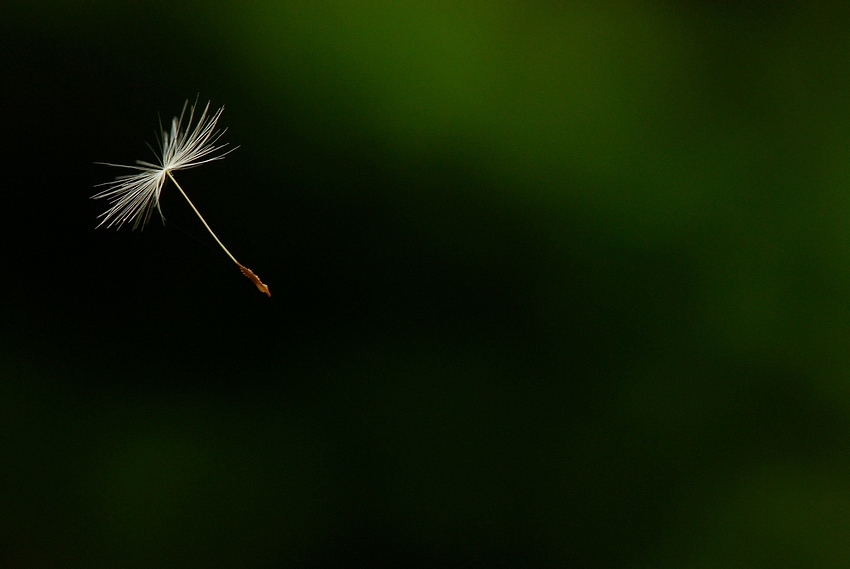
[3,1,850,567]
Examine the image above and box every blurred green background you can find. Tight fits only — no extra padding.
[3,1,850,567]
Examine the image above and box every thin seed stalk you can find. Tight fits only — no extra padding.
[167,171,270,296]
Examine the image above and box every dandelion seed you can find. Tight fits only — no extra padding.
[93,99,270,297]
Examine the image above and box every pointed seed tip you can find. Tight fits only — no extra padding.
[239,265,271,297]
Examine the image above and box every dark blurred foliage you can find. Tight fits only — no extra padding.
[3,1,850,567]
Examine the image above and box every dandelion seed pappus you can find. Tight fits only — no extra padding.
[93,98,270,297]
